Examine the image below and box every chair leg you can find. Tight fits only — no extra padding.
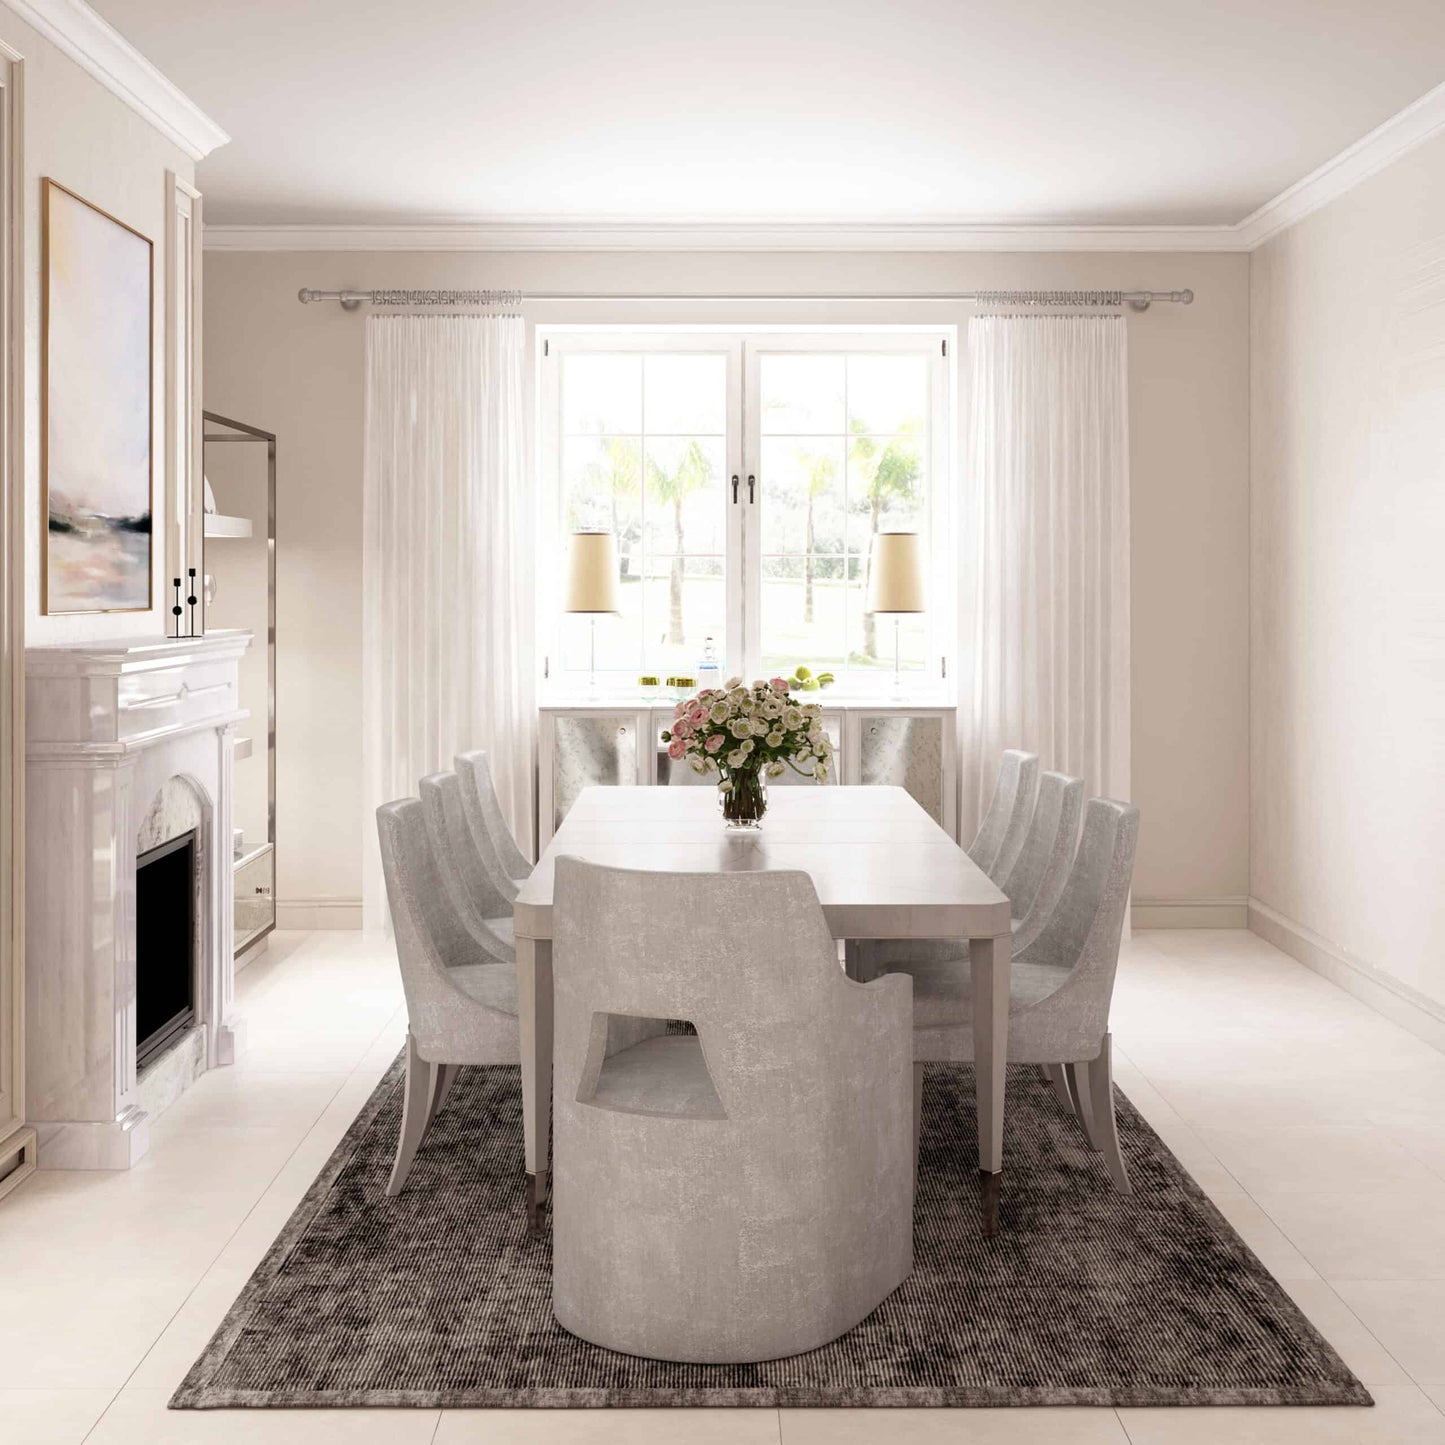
[1043,1063,1075,1114]
[912,1062,925,1175]
[427,1063,461,1129]
[1087,1033,1131,1193]
[387,1034,437,1198]
[1066,1060,1103,1152]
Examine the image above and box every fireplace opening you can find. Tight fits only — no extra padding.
[136,830,197,1070]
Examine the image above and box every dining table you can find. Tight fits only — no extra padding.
[512,783,1015,1235]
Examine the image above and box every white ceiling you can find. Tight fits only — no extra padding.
[92,0,1445,229]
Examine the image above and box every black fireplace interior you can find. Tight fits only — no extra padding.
[136,830,197,1070]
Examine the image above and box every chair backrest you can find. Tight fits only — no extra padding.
[968,750,1038,878]
[551,856,896,1124]
[419,771,514,959]
[377,797,510,1051]
[1000,769,1084,929]
[1018,797,1139,1045]
[455,750,531,884]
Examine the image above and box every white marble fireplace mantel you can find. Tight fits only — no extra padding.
[26,630,252,1169]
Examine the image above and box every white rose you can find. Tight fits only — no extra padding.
[782,706,803,729]
[766,760,785,777]
[752,717,770,736]
[727,748,747,767]
[766,731,784,748]
[729,718,752,739]
[691,757,707,773]
[724,676,743,691]
[740,738,755,754]
[709,702,729,723]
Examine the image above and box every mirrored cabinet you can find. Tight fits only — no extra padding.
[539,700,955,847]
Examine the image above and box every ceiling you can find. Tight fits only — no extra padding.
[92,0,1445,229]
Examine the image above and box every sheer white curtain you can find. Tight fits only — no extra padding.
[961,314,1130,838]
[362,313,533,929]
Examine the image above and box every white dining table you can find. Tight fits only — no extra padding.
[513,784,1014,1235]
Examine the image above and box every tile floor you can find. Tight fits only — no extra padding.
[3,927,1445,1443]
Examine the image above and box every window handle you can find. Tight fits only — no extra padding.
[747,473,756,503]
[731,473,739,503]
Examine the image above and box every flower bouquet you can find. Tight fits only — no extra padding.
[660,676,835,830]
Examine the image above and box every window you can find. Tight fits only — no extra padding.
[539,330,951,692]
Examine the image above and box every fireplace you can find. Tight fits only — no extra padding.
[135,830,198,1071]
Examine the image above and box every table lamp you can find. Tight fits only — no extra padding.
[866,530,925,696]
[564,530,621,694]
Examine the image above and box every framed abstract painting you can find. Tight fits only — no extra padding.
[42,178,153,614]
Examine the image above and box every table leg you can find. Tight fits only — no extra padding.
[516,935,553,1233]
[971,930,1010,1237]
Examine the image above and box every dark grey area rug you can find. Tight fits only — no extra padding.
[172,1058,1369,1409]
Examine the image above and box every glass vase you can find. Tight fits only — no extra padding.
[719,768,768,831]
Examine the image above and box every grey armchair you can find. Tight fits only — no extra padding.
[969,749,1039,882]
[419,770,515,964]
[455,749,530,899]
[904,797,1140,1191]
[550,857,914,1363]
[376,798,520,1196]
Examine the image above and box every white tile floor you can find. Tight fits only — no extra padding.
[4,927,1445,1443]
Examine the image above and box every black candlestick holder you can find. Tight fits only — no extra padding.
[171,577,183,638]
[187,568,198,637]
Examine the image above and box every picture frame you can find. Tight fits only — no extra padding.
[42,177,154,615]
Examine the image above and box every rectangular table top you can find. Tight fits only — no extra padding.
[514,785,1010,942]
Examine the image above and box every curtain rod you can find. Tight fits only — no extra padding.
[296,287,1192,312]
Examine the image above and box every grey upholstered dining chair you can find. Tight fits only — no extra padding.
[376,798,520,1196]
[455,750,531,899]
[858,768,1084,977]
[904,797,1140,1192]
[969,749,1039,882]
[419,771,515,964]
[550,857,914,1364]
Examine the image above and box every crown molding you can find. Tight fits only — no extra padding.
[201,218,1248,254]
[3,0,228,159]
[1236,79,1445,249]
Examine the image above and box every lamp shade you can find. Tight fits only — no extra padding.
[563,531,621,613]
[866,531,926,613]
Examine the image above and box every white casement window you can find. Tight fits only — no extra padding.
[538,328,952,693]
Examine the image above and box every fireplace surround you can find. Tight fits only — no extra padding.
[25,631,251,1168]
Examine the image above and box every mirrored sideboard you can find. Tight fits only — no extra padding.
[538,699,958,848]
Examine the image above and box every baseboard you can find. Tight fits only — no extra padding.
[1249,897,1445,1055]
[276,897,363,930]
[1131,896,1249,929]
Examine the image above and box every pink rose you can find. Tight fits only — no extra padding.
[674,701,688,717]
[770,676,789,692]
[688,705,708,726]
[667,738,685,760]
[752,679,767,691]
[704,733,726,753]
[673,718,692,739]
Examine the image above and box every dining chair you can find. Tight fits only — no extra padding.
[969,749,1039,882]
[905,797,1140,1191]
[419,770,515,964]
[454,749,531,899]
[375,798,520,1196]
[856,769,1084,978]
[550,857,914,1363]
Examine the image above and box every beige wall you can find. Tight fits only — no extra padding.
[1251,133,1445,1021]
[0,7,196,646]
[202,249,1251,923]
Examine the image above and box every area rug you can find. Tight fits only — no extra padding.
[172,1059,1369,1409]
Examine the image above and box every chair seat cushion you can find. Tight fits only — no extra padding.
[448,962,519,1016]
[591,1035,727,1119]
[904,954,1071,1028]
